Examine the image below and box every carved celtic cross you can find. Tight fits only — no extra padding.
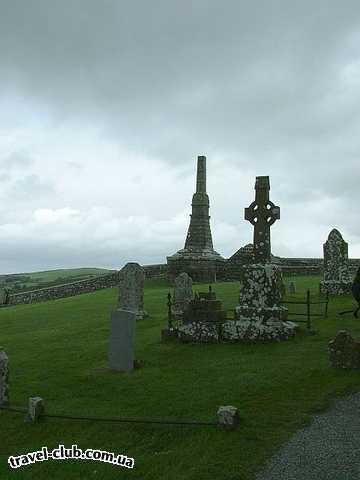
[245,176,280,264]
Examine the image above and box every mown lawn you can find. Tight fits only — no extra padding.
[0,275,359,480]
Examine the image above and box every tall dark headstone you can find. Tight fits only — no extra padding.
[244,176,280,263]
[167,156,225,282]
[233,176,295,342]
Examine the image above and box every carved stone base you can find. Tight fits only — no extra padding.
[234,263,294,342]
[177,322,220,343]
[320,280,353,295]
[223,317,296,343]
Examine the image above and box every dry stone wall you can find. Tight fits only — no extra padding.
[5,258,360,307]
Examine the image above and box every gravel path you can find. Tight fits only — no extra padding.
[256,392,360,480]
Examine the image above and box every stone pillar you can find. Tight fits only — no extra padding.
[0,348,9,406]
[108,309,136,372]
[118,263,147,320]
[167,155,225,283]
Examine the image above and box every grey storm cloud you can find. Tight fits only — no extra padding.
[0,0,360,272]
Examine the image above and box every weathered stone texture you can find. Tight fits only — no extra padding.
[217,406,239,430]
[167,156,225,282]
[320,229,352,295]
[234,177,294,342]
[27,396,44,422]
[172,272,193,317]
[118,263,147,320]
[0,348,9,406]
[329,330,360,369]
[108,309,135,372]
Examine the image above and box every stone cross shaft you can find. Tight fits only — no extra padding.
[244,176,280,264]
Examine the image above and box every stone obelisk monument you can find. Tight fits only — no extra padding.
[167,156,225,282]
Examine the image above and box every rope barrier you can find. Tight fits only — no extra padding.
[0,405,218,427]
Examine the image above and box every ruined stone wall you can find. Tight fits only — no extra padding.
[9,272,121,305]
[8,264,168,306]
[6,258,360,306]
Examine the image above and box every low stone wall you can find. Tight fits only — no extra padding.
[143,264,168,279]
[7,264,169,306]
[6,257,360,307]
[9,271,121,305]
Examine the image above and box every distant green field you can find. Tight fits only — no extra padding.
[23,267,112,282]
[0,275,359,480]
[3,267,113,292]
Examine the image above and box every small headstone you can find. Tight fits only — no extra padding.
[320,229,352,295]
[0,287,7,305]
[172,272,193,317]
[0,348,9,406]
[108,309,136,372]
[289,281,296,294]
[217,405,239,430]
[118,262,147,320]
[351,266,360,318]
[26,396,44,422]
[328,330,360,369]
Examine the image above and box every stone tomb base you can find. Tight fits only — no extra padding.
[320,280,353,295]
[234,263,296,342]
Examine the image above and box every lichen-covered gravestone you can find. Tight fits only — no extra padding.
[229,176,295,342]
[320,229,352,295]
[118,262,147,320]
[172,272,193,317]
[328,330,360,369]
[0,348,9,406]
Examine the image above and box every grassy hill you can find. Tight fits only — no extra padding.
[2,267,113,292]
[0,276,359,479]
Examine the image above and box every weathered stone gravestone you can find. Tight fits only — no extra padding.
[26,397,45,422]
[0,280,7,305]
[118,263,147,320]
[217,405,239,430]
[172,272,193,317]
[108,310,136,372]
[328,330,360,369]
[231,176,296,342]
[289,281,296,294]
[320,229,352,295]
[0,348,9,406]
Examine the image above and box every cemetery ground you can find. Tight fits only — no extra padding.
[1,276,360,479]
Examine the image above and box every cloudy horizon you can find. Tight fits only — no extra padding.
[0,1,359,274]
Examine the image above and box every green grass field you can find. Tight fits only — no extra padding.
[1,275,359,479]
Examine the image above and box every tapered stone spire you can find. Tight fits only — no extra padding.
[184,156,214,251]
[167,155,224,282]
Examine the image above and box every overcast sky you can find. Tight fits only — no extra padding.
[0,1,359,273]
